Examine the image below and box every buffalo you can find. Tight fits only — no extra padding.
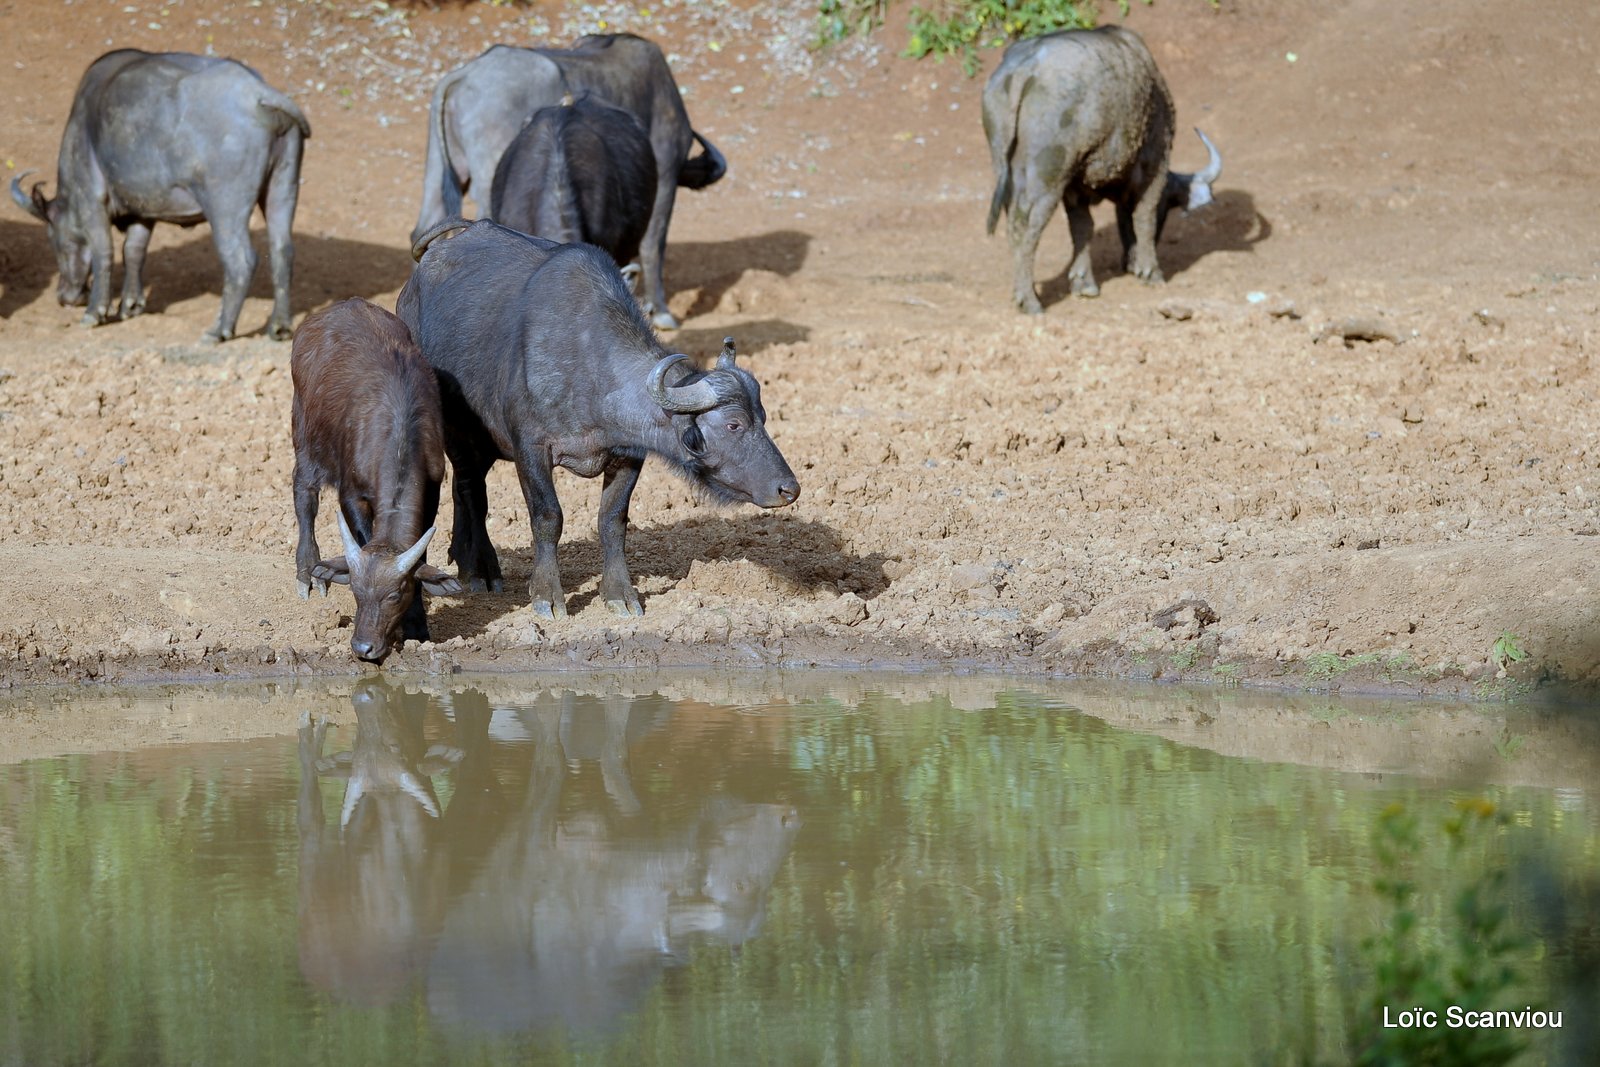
[490,94,657,275]
[983,26,1222,313]
[10,49,309,341]
[290,298,462,662]
[399,219,799,619]
[409,34,726,329]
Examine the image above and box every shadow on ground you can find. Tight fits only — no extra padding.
[1037,189,1268,309]
[427,512,889,637]
[0,219,52,319]
[665,229,811,321]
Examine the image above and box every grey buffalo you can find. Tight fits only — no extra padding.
[409,34,726,329]
[10,49,309,341]
[399,219,799,620]
[490,95,657,274]
[983,26,1221,313]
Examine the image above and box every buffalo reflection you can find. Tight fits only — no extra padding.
[295,679,801,1033]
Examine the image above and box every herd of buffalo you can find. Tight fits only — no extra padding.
[7,26,1221,662]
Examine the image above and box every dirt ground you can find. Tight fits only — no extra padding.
[1,0,1598,700]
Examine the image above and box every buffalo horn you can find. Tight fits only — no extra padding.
[716,337,738,370]
[336,510,366,576]
[394,526,435,575]
[647,353,720,414]
[10,170,46,221]
[1193,129,1222,186]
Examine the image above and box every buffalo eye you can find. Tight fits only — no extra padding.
[681,423,706,455]
[725,419,743,434]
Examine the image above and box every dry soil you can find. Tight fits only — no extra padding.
[1,0,1598,700]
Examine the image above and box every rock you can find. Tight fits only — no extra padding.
[1158,301,1194,321]
[951,563,995,592]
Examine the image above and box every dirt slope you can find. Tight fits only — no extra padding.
[0,0,1597,698]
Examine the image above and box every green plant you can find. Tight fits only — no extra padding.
[1168,645,1198,670]
[815,0,890,47]
[1491,631,1528,673]
[1352,800,1526,1067]
[905,0,1105,74]
[1492,727,1526,762]
[1211,662,1241,684]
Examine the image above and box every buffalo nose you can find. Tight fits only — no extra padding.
[776,482,801,506]
[351,639,382,662]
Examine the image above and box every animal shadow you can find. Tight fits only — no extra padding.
[0,219,53,319]
[673,319,810,357]
[140,229,416,317]
[1037,189,1268,308]
[664,229,810,321]
[427,512,888,634]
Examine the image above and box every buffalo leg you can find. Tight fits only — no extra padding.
[293,458,326,598]
[1006,188,1055,315]
[637,177,679,330]
[598,456,644,617]
[264,136,303,341]
[204,202,258,343]
[512,440,566,619]
[446,446,502,594]
[83,216,117,326]
[119,221,152,320]
[1115,202,1136,274]
[1125,173,1167,284]
[399,477,444,643]
[1064,202,1099,298]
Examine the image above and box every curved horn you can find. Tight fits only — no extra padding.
[340,775,368,828]
[1193,128,1222,186]
[336,510,366,576]
[400,771,441,818]
[394,526,435,575]
[10,170,46,221]
[716,337,737,370]
[647,353,720,414]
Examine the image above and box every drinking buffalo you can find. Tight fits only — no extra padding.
[983,26,1222,313]
[410,34,726,329]
[290,299,461,662]
[10,49,309,341]
[490,95,657,274]
[399,219,799,619]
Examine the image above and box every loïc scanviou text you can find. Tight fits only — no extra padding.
[1383,1006,1563,1029]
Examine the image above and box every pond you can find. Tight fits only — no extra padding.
[0,673,1595,1065]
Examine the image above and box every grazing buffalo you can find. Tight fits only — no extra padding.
[290,299,461,662]
[10,49,309,341]
[490,94,657,274]
[399,219,799,619]
[982,26,1222,313]
[410,34,727,329]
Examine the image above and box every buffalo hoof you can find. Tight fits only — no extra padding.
[606,596,644,618]
[80,309,109,327]
[650,308,680,331]
[466,576,505,594]
[199,329,228,346]
[119,298,146,320]
[1068,276,1100,298]
[1016,295,1044,315]
[267,320,293,342]
[296,579,310,600]
[531,598,569,620]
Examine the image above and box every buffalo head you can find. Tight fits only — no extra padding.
[11,171,90,307]
[1159,129,1224,233]
[314,513,462,662]
[647,338,800,509]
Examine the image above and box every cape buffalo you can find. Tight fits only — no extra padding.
[490,95,657,274]
[291,299,461,661]
[409,34,727,329]
[399,219,799,620]
[983,26,1222,313]
[10,49,310,342]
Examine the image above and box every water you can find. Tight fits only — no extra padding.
[0,674,1596,1066]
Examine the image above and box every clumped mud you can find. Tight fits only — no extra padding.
[1,0,1598,699]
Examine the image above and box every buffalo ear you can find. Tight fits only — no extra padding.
[311,557,351,586]
[681,423,706,455]
[417,564,463,597]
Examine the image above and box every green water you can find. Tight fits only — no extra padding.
[0,676,1595,1066]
